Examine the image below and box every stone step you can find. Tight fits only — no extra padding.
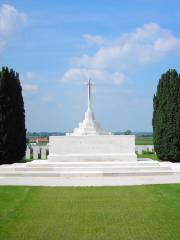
[14,166,171,172]
[0,169,174,177]
[0,164,26,172]
[48,157,137,162]
[26,160,159,168]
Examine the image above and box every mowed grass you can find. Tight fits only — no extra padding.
[135,136,153,145]
[0,185,180,240]
[137,152,159,160]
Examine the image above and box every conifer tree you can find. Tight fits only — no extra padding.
[152,69,180,162]
[0,67,26,164]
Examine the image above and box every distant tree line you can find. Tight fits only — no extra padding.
[0,67,26,164]
[27,132,66,138]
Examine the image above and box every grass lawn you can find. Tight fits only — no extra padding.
[137,153,159,160]
[0,185,180,240]
[136,136,153,145]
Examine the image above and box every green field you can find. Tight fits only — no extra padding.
[135,136,153,145]
[0,185,180,240]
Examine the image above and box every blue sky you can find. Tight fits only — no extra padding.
[0,0,180,132]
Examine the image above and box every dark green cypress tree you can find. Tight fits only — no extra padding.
[152,69,180,162]
[0,67,26,164]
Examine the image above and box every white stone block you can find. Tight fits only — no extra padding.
[26,147,31,160]
[41,147,47,159]
[48,135,137,162]
[147,145,154,152]
[32,146,40,160]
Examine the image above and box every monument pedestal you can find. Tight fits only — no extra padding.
[48,135,137,162]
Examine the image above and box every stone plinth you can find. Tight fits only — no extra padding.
[48,135,137,162]
[66,80,111,136]
[66,109,111,136]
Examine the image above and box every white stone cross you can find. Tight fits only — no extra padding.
[66,79,111,136]
[87,79,93,111]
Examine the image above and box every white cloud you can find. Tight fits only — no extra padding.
[75,23,180,69]
[0,4,27,49]
[42,94,54,103]
[61,23,180,86]
[82,34,106,46]
[61,68,124,85]
[112,72,124,85]
[57,103,63,109]
[25,71,37,81]
[22,84,38,93]
[21,72,38,94]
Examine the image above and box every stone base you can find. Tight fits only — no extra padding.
[48,135,137,162]
[2,135,179,186]
[0,160,180,187]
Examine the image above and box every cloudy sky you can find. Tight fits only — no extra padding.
[0,0,180,132]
